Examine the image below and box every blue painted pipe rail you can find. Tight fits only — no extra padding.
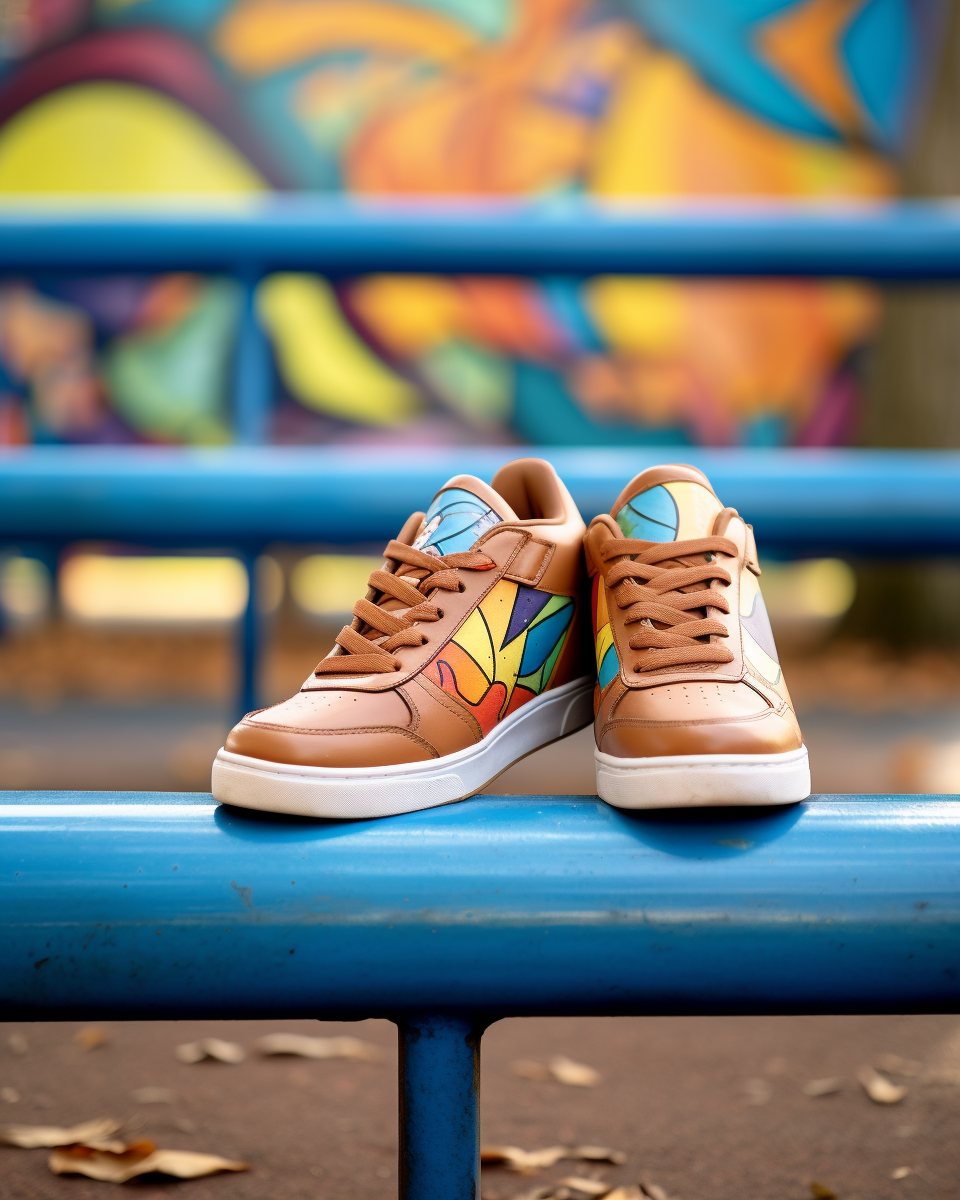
[4,791,958,1200]
[3,445,959,556]
[4,793,958,1020]
[4,198,960,278]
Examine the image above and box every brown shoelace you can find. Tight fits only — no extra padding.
[599,535,739,672]
[316,539,495,676]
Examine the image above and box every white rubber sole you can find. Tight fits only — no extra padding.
[212,676,594,819]
[595,745,810,810]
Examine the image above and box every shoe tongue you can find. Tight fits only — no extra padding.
[612,476,723,543]
[412,475,516,556]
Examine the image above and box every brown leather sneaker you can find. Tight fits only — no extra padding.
[213,458,593,818]
[584,464,810,809]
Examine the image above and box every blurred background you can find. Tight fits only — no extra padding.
[1,0,959,795]
[2,7,960,1200]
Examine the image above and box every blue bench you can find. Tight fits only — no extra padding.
[3,791,959,1199]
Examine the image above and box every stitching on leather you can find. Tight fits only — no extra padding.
[503,538,555,586]
[410,674,482,741]
[397,685,420,732]
[241,721,437,756]
[602,709,775,732]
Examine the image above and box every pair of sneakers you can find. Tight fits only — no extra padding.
[212,459,810,818]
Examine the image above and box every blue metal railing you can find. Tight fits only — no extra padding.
[3,792,959,1199]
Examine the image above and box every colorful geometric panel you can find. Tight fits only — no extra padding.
[616,483,678,541]
[591,574,620,692]
[413,486,502,556]
[422,579,574,735]
[616,480,723,542]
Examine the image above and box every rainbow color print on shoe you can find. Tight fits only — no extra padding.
[424,580,575,735]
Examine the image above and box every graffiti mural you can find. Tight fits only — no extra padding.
[0,0,942,447]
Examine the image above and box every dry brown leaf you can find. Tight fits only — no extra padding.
[809,1184,837,1200]
[877,1054,923,1077]
[74,1027,110,1051]
[255,1033,383,1061]
[175,1038,245,1065]
[7,1034,28,1056]
[482,1145,569,1173]
[857,1065,907,1104]
[49,1139,248,1183]
[802,1078,843,1097]
[573,1146,627,1165]
[482,1145,626,1175]
[639,1183,673,1200]
[891,1167,912,1180]
[0,1118,121,1149]
[549,1056,601,1088]
[512,1059,552,1082]
[557,1177,611,1196]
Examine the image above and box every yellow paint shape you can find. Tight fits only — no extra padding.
[595,621,614,675]
[454,608,494,681]
[664,481,723,540]
[257,274,420,426]
[587,276,685,356]
[0,83,266,194]
[216,0,477,76]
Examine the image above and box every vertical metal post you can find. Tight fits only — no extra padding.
[236,549,260,720]
[397,1014,481,1200]
[234,267,271,445]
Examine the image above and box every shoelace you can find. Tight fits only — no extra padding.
[316,539,495,676]
[599,535,739,672]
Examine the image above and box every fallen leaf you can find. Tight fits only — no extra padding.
[512,1059,553,1081]
[639,1183,673,1200]
[743,1077,773,1105]
[891,1167,912,1180]
[74,1027,110,1051]
[809,1184,837,1200]
[49,1140,248,1183]
[7,1034,28,1056]
[482,1145,569,1173]
[557,1178,611,1196]
[482,1146,626,1174]
[802,1078,843,1097]
[0,1118,121,1149]
[573,1146,627,1166]
[857,1065,907,1104]
[549,1056,601,1088]
[1,1088,19,1103]
[877,1054,923,1077]
[255,1033,383,1061]
[130,1087,177,1105]
[175,1038,245,1065]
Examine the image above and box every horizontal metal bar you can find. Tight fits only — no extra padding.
[2,793,958,1020]
[3,199,960,278]
[2,446,958,556]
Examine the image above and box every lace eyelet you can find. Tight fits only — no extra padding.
[457,581,466,593]
[436,609,444,619]
[704,551,715,562]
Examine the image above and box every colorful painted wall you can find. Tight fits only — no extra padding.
[0,0,942,447]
